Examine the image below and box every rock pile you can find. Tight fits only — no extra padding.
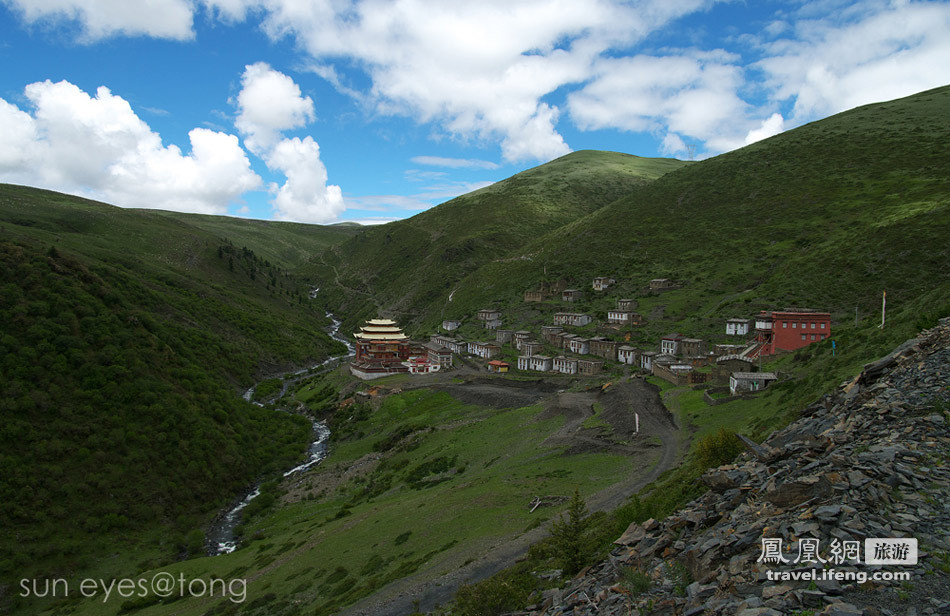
[519,319,950,616]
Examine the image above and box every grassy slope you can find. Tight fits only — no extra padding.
[315,151,687,330]
[0,186,357,611]
[55,382,636,616]
[440,86,950,341]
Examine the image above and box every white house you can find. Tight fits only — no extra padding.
[442,319,461,331]
[725,318,751,336]
[730,371,778,395]
[640,351,656,372]
[607,310,638,324]
[554,312,592,327]
[618,345,639,365]
[553,356,578,374]
[568,337,590,355]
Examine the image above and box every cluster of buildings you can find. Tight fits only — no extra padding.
[723,309,832,357]
[349,284,831,395]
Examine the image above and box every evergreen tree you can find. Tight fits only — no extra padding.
[550,488,589,574]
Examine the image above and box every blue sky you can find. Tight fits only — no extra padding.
[1,0,948,225]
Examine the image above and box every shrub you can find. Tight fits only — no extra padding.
[694,427,743,469]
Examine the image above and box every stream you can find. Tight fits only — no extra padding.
[207,295,355,556]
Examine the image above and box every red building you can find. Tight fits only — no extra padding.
[754,310,831,356]
[350,318,412,379]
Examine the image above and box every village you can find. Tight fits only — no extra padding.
[348,276,832,398]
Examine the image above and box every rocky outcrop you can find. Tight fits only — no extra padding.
[517,318,950,616]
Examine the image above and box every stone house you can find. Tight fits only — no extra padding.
[442,319,461,331]
[578,358,603,375]
[730,371,778,395]
[562,289,584,302]
[589,337,619,361]
[649,278,674,290]
[524,290,544,302]
[521,341,543,357]
[541,325,564,345]
[680,338,707,358]
[484,318,502,330]
[477,309,501,321]
[617,298,637,311]
[592,277,615,291]
[513,330,532,349]
[496,329,514,344]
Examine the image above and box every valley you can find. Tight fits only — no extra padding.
[1,85,948,616]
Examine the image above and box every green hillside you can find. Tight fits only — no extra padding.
[0,186,356,608]
[314,151,686,328]
[323,86,950,339]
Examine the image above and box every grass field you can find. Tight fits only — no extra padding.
[57,387,636,616]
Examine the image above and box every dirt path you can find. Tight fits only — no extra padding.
[337,377,682,616]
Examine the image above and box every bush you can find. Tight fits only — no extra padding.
[454,568,536,616]
[694,428,743,469]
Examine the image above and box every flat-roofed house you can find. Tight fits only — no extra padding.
[553,355,578,374]
[524,290,544,302]
[680,338,707,358]
[617,298,637,311]
[424,342,454,369]
[640,350,656,372]
[442,319,461,331]
[496,329,514,344]
[617,345,640,365]
[468,341,500,359]
[514,330,532,350]
[484,318,502,330]
[649,278,674,290]
[521,341,543,357]
[562,289,584,302]
[607,309,640,325]
[730,372,778,395]
[529,355,552,372]
[541,326,564,345]
[725,318,750,336]
[660,333,685,356]
[589,337,618,361]
[568,337,590,355]
[477,309,501,321]
[592,276,615,291]
[578,358,603,375]
[553,312,592,327]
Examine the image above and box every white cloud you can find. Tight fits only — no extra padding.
[232,63,344,222]
[2,0,195,40]
[237,0,723,163]
[0,80,260,214]
[410,156,499,170]
[757,1,950,122]
[235,62,315,153]
[266,136,345,223]
[568,52,752,153]
[744,113,785,145]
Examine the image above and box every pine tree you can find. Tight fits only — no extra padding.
[550,488,589,574]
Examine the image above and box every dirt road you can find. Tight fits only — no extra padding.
[337,376,682,616]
